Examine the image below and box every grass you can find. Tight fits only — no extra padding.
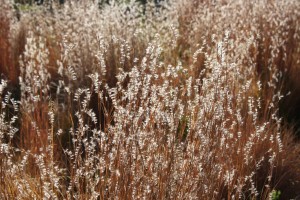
[0,0,300,199]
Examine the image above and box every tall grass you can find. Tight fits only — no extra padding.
[1,0,300,199]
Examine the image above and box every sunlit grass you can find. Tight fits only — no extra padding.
[0,0,300,199]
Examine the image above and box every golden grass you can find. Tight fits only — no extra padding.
[0,0,300,199]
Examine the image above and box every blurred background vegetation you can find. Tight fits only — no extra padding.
[13,0,155,5]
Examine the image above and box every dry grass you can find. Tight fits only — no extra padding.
[0,0,300,199]
[0,2,15,84]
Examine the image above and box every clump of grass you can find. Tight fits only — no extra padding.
[0,1,17,84]
[1,0,300,199]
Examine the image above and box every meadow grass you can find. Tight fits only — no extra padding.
[1,0,300,199]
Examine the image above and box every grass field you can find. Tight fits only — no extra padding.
[1,0,300,199]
